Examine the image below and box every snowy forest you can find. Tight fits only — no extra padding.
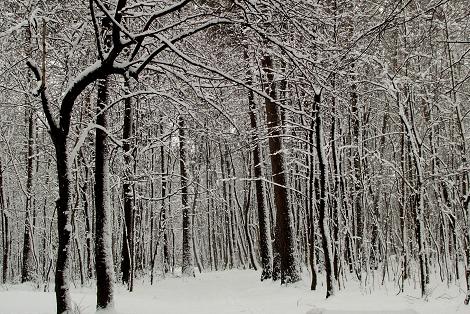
[0,0,470,313]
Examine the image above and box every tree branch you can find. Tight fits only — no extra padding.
[129,0,192,60]
[133,18,232,77]
[26,60,58,133]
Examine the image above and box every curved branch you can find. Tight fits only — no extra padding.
[129,0,192,60]
[26,60,58,133]
[133,18,232,77]
[89,0,104,61]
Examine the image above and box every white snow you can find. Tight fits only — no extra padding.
[64,224,72,232]
[0,270,467,314]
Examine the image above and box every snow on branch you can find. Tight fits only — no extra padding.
[71,123,123,162]
[133,18,233,76]
[92,0,135,42]
[26,60,58,132]
[129,0,192,60]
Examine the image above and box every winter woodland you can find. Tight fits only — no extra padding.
[0,0,470,313]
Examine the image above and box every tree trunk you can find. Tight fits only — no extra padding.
[179,116,194,277]
[261,53,300,284]
[94,75,115,309]
[191,175,203,273]
[161,128,170,273]
[205,139,215,270]
[121,77,135,289]
[398,95,428,298]
[53,134,73,314]
[21,20,35,283]
[21,109,35,283]
[80,157,93,280]
[307,115,318,290]
[246,48,273,280]
[313,92,335,298]
[330,90,342,287]
[0,158,8,284]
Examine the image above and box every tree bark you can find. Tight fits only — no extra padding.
[0,158,8,284]
[80,156,93,280]
[53,134,74,314]
[179,116,194,277]
[313,92,335,298]
[307,115,318,290]
[398,95,428,298]
[161,126,170,273]
[261,53,300,284]
[21,108,35,283]
[21,20,35,283]
[121,77,135,289]
[94,75,115,309]
[246,48,273,280]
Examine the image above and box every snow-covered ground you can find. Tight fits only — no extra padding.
[0,270,467,314]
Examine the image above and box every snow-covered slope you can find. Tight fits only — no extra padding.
[0,270,466,314]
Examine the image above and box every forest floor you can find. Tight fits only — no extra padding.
[0,269,467,314]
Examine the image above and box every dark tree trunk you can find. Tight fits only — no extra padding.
[205,139,215,270]
[350,75,363,279]
[22,20,35,282]
[94,75,115,309]
[22,109,35,283]
[80,158,93,279]
[160,121,170,274]
[398,96,428,298]
[246,48,273,280]
[261,53,300,284]
[219,144,234,268]
[27,60,75,313]
[150,139,169,284]
[0,158,8,284]
[242,178,258,271]
[307,116,317,290]
[313,92,335,298]
[330,92,342,286]
[179,116,194,277]
[191,174,203,273]
[53,134,73,314]
[121,77,135,289]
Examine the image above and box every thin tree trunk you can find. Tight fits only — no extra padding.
[191,174,203,273]
[350,66,363,279]
[21,20,35,283]
[179,116,194,277]
[307,115,317,290]
[121,77,135,289]
[398,94,428,298]
[313,92,335,298]
[330,90,342,287]
[205,139,215,270]
[246,48,273,279]
[80,156,93,279]
[161,128,170,273]
[21,108,35,283]
[0,158,8,284]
